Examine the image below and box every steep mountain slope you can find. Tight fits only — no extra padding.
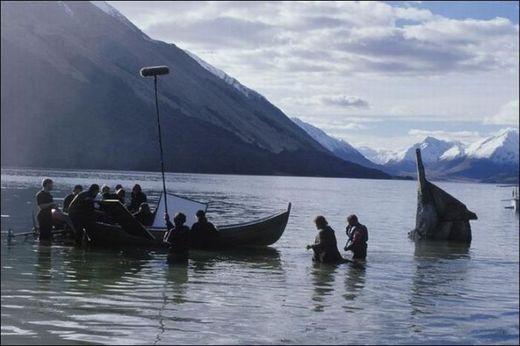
[291,118,380,169]
[0,1,389,179]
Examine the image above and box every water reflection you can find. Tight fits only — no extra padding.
[343,263,366,304]
[410,241,470,318]
[311,263,338,312]
[35,243,52,285]
[62,248,151,293]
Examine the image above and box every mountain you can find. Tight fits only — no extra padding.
[436,128,519,183]
[0,1,390,179]
[291,118,380,169]
[361,129,519,183]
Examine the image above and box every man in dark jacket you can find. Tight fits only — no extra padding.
[68,184,100,243]
[63,185,83,213]
[163,212,190,263]
[307,216,345,263]
[190,210,219,249]
[36,178,57,240]
[344,214,368,260]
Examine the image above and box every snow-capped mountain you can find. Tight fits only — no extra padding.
[357,147,401,165]
[291,118,380,169]
[465,128,519,163]
[390,137,457,165]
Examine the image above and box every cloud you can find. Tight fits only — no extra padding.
[408,129,483,143]
[319,95,370,108]
[484,100,519,125]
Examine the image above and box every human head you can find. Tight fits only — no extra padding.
[174,212,186,226]
[101,185,110,194]
[314,215,328,230]
[115,184,123,191]
[73,184,83,195]
[139,202,150,213]
[132,184,142,194]
[196,209,206,221]
[347,214,358,226]
[42,178,53,191]
[88,184,100,195]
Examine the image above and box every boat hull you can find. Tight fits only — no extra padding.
[80,203,291,250]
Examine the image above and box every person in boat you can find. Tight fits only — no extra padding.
[306,216,345,263]
[68,184,100,243]
[190,210,219,249]
[101,185,118,200]
[36,178,58,241]
[129,184,147,213]
[344,214,368,260]
[163,212,190,263]
[133,202,154,226]
[63,184,83,213]
[116,188,126,205]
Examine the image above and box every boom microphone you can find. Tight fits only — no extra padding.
[139,66,170,77]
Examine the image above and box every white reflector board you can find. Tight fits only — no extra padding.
[152,192,207,229]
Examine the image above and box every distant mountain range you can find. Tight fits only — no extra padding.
[293,117,519,183]
[0,1,390,179]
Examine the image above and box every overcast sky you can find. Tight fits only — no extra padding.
[109,1,519,150]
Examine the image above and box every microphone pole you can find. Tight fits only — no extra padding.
[140,66,170,224]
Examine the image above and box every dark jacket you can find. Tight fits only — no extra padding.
[68,191,96,218]
[164,221,190,258]
[191,220,219,249]
[311,226,344,263]
[63,193,75,213]
[133,209,154,226]
[129,192,147,212]
[346,223,368,259]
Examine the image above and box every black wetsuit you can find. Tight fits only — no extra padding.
[36,190,53,240]
[164,221,190,263]
[129,192,147,213]
[191,220,219,249]
[310,226,344,263]
[68,191,97,242]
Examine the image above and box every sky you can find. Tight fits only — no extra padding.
[109,1,520,151]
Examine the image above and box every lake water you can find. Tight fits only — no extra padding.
[1,168,519,345]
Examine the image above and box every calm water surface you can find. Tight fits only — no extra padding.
[1,168,519,344]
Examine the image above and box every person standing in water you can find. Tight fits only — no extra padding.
[68,184,100,243]
[190,210,219,249]
[36,178,57,241]
[344,214,368,260]
[306,216,345,263]
[163,212,190,263]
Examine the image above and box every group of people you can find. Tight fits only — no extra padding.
[307,214,368,262]
[36,178,369,263]
[36,179,153,241]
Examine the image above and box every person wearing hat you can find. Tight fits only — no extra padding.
[190,210,219,249]
[163,212,190,263]
[35,178,58,240]
[63,184,83,213]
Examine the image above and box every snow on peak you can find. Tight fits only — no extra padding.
[184,50,264,100]
[292,118,356,154]
[466,128,519,163]
[358,146,401,165]
[400,137,455,163]
[440,143,466,161]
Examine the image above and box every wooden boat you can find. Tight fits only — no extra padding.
[68,200,291,249]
